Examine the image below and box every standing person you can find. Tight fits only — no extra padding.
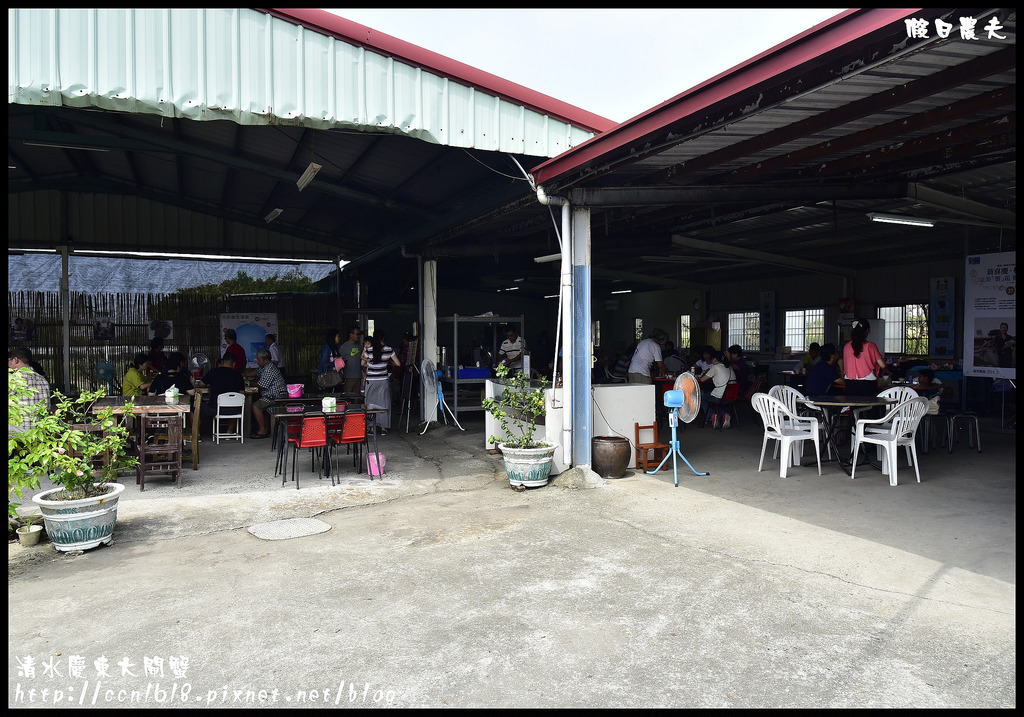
[498,324,526,375]
[337,326,365,394]
[628,328,669,384]
[725,344,750,389]
[122,353,153,397]
[805,343,840,396]
[611,342,636,383]
[265,333,284,371]
[250,348,287,439]
[362,334,400,435]
[697,350,736,428]
[148,351,196,397]
[8,348,51,432]
[842,318,890,396]
[223,328,247,373]
[146,337,166,376]
[319,329,342,373]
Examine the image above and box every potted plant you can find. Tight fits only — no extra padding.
[15,509,43,546]
[8,369,137,552]
[482,364,557,488]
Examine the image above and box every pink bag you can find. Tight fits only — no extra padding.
[334,357,346,371]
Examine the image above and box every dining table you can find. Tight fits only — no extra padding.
[266,403,388,481]
[797,394,895,476]
[93,395,197,469]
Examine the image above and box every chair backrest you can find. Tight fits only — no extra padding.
[297,415,327,447]
[878,386,918,403]
[741,375,764,401]
[877,396,929,441]
[216,392,246,412]
[720,381,740,402]
[339,412,366,442]
[768,384,805,416]
[751,393,801,437]
[634,421,662,447]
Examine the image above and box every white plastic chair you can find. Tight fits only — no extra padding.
[867,385,920,435]
[851,396,929,487]
[768,384,813,460]
[213,392,246,444]
[751,392,821,478]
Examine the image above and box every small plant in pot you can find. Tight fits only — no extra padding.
[9,369,137,552]
[481,364,557,488]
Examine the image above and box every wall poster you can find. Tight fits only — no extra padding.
[759,290,775,353]
[963,252,1015,379]
[219,313,279,369]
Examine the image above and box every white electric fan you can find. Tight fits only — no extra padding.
[189,353,211,378]
[419,358,464,435]
[648,371,708,486]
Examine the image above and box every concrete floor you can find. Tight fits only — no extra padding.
[8,410,1015,708]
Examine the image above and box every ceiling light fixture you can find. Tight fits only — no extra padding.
[610,289,632,295]
[296,162,322,191]
[867,212,934,228]
[533,253,562,263]
[264,208,283,223]
[544,294,558,299]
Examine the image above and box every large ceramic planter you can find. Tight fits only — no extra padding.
[592,435,630,478]
[33,482,126,552]
[499,443,557,488]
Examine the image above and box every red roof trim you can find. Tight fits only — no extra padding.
[261,8,617,135]
[529,8,925,187]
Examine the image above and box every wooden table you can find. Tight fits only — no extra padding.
[93,396,196,470]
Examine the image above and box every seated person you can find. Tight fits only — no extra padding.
[199,355,246,423]
[725,344,749,388]
[697,350,736,427]
[122,353,153,397]
[805,343,840,396]
[592,350,617,384]
[802,342,822,371]
[148,351,196,397]
[250,348,288,439]
[610,343,635,383]
[695,346,714,376]
[663,352,687,375]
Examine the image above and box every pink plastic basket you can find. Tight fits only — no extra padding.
[287,384,303,398]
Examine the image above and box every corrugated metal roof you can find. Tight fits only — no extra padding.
[8,7,598,158]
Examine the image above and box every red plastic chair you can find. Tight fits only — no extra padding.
[331,411,368,477]
[282,416,330,489]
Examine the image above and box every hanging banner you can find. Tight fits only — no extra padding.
[219,313,279,369]
[759,290,775,353]
[928,277,955,358]
[963,252,1015,379]
[148,319,174,341]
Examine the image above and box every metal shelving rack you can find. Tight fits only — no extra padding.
[438,314,524,415]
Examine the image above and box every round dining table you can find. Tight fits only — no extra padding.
[797,394,895,476]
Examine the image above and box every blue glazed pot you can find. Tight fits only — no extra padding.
[499,443,556,487]
[33,482,126,552]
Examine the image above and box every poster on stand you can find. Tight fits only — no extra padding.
[219,313,279,369]
[963,252,1015,379]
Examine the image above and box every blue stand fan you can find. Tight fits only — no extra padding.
[648,371,709,486]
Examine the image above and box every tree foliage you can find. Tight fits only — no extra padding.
[182,269,321,298]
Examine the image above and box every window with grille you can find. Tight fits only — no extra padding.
[634,318,643,341]
[877,305,928,355]
[728,312,760,352]
[784,308,825,351]
[592,320,601,350]
[679,315,691,353]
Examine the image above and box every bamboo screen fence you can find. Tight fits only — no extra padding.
[9,291,346,393]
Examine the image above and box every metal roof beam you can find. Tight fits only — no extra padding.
[671,234,856,280]
[568,184,906,206]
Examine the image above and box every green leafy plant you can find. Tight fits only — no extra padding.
[9,368,137,505]
[481,364,551,449]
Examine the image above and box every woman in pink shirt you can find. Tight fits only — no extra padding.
[842,318,889,396]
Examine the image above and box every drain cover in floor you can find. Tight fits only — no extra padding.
[247,517,332,540]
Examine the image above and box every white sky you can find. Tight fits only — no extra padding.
[325,8,846,123]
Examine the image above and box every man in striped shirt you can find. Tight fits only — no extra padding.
[250,347,287,439]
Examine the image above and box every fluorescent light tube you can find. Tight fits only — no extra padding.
[296,162,322,191]
[867,212,934,227]
[611,289,632,295]
[264,208,283,223]
[533,253,562,263]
